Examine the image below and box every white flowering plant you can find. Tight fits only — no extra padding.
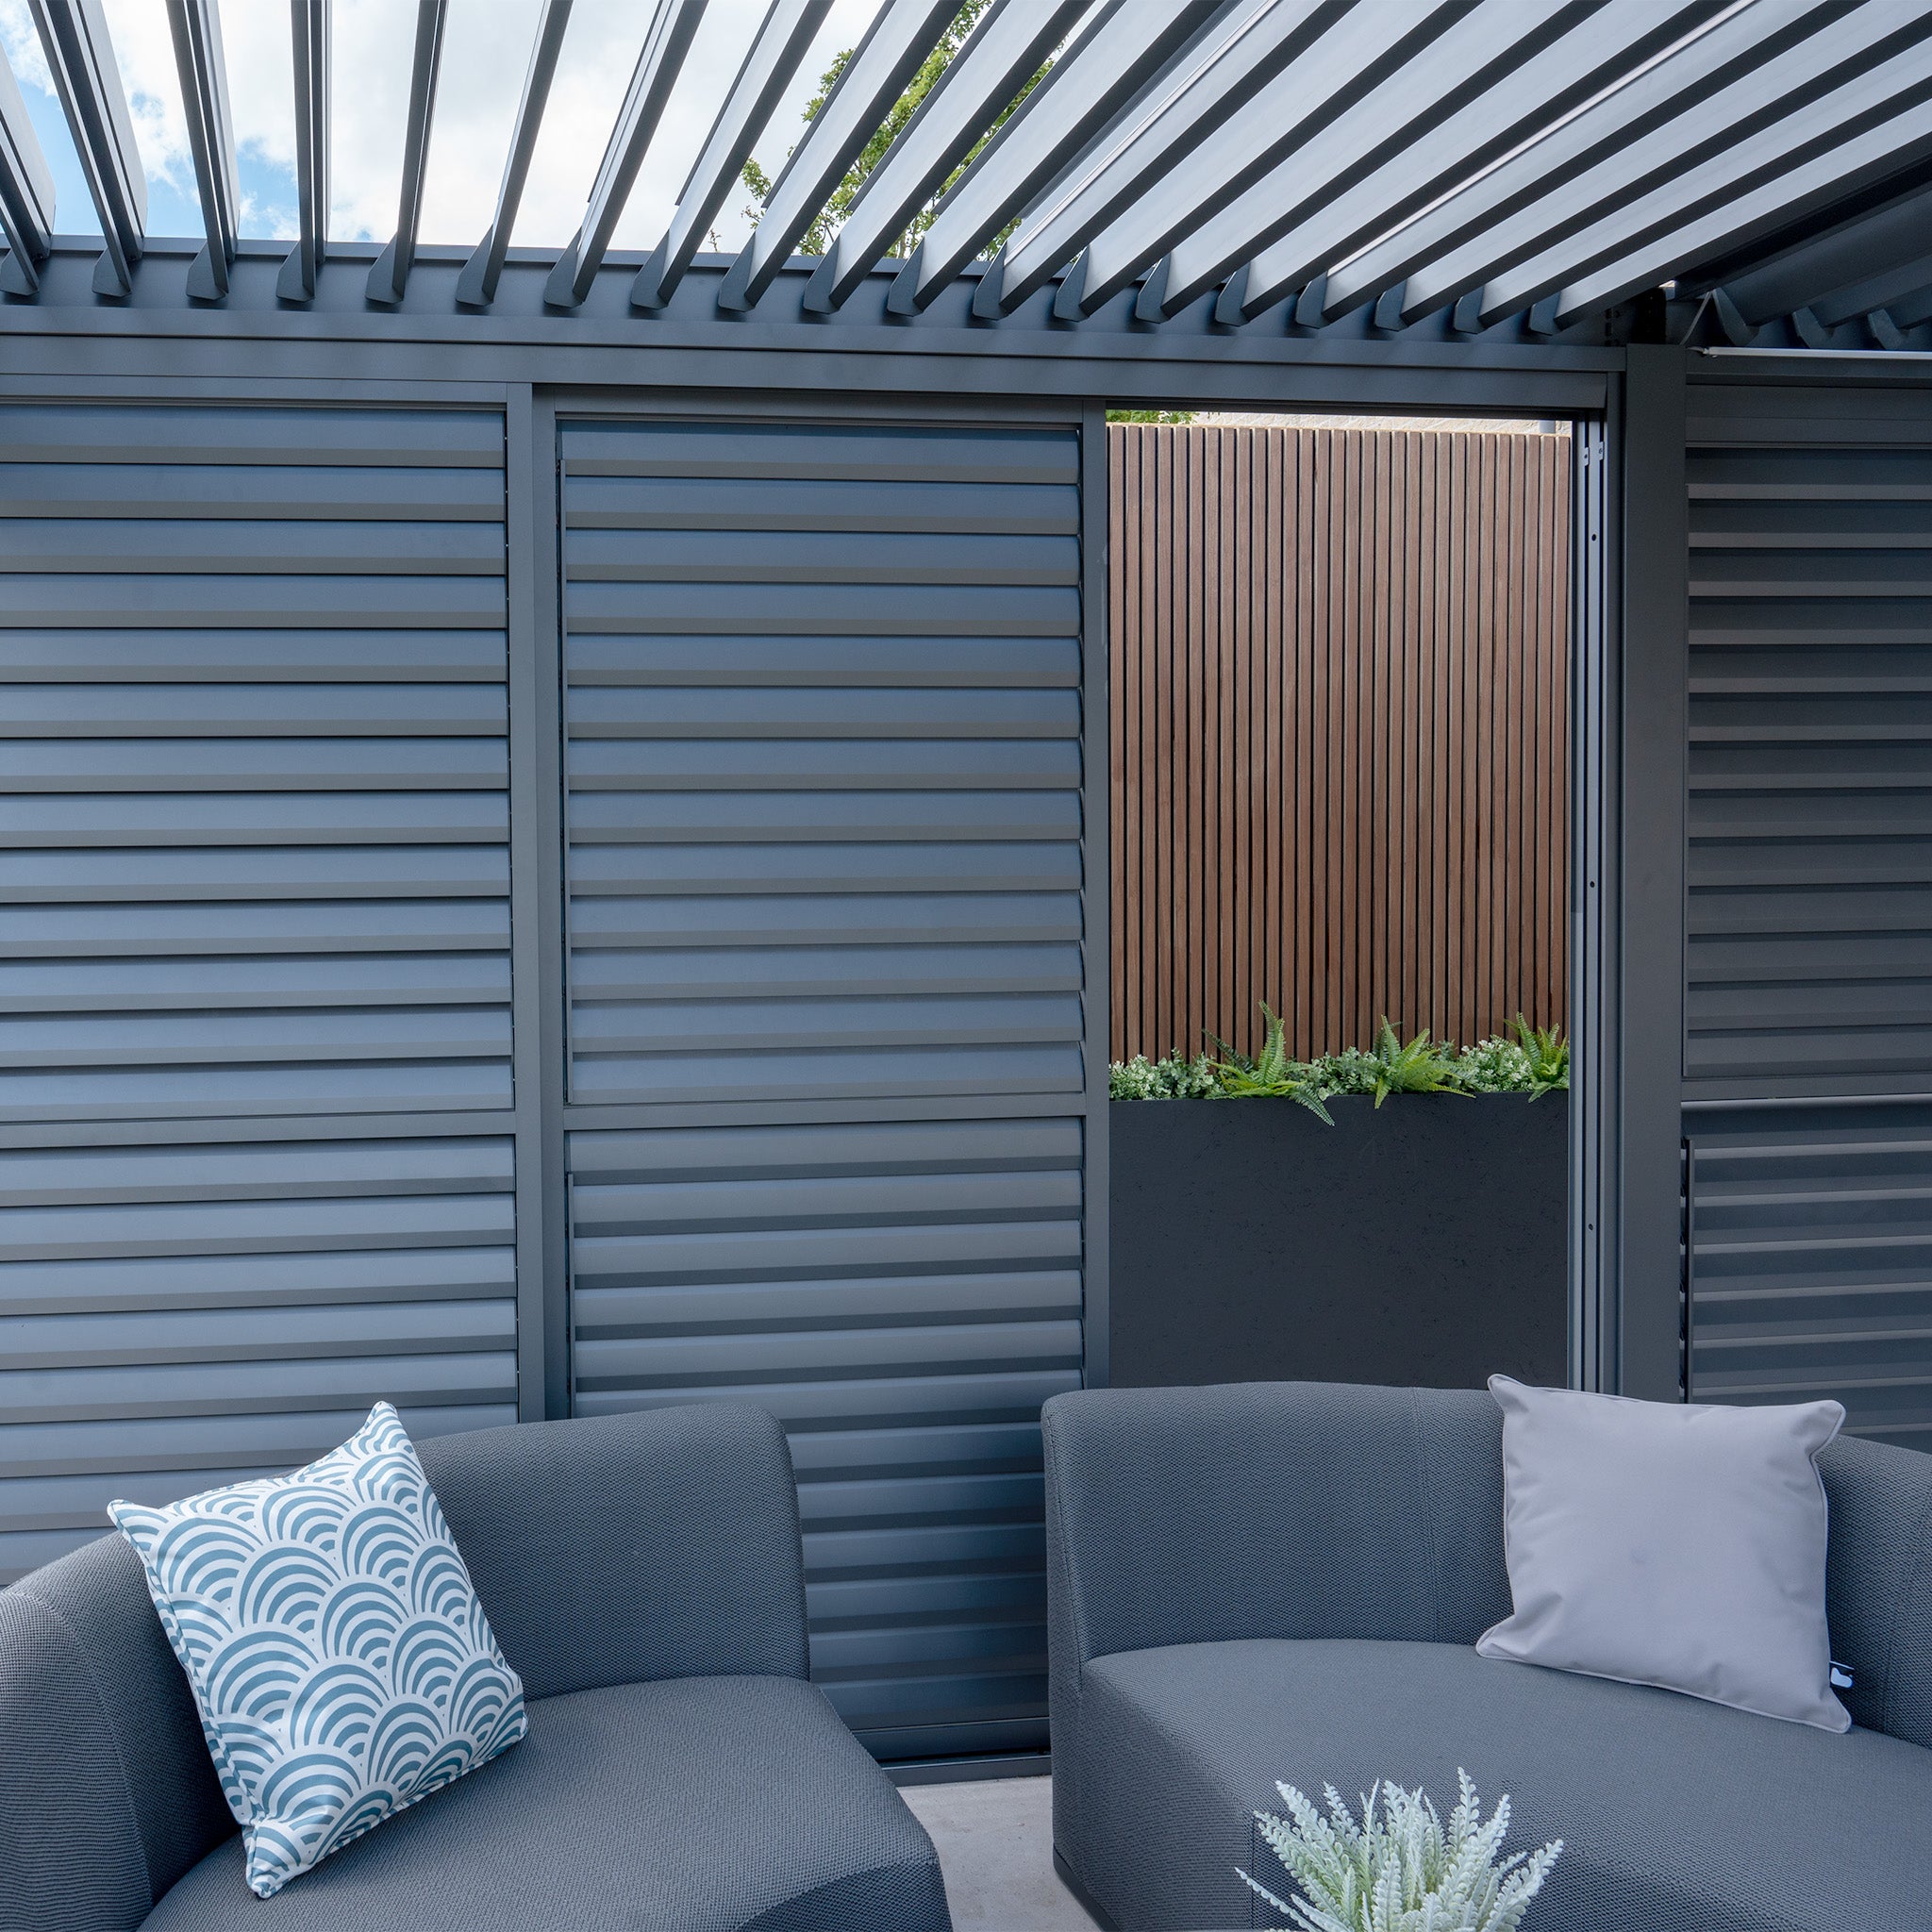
[1241,1771,1561,1932]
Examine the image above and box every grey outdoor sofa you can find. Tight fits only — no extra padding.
[1043,1380,1932,1932]
[0,1402,952,1932]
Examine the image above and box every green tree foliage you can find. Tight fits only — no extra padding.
[1106,408,1198,424]
[741,0,1046,259]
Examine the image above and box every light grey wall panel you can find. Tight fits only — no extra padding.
[1687,386,1932,1097]
[559,419,1083,1110]
[0,1133,519,1584]
[568,1117,1083,1759]
[0,403,511,1122]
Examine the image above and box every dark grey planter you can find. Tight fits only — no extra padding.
[1107,1094,1568,1391]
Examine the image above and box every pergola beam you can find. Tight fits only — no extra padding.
[802,0,1086,314]
[368,0,449,306]
[0,41,56,295]
[1085,0,1541,325]
[276,0,329,303]
[544,0,707,310]
[887,0,1216,316]
[1708,179,1932,325]
[165,0,239,301]
[458,0,572,308]
[1191,0,1717,326]
[28,0,146,297]
[985,0,1350,319]
[717,0,960,314]
[632,0,830,311]
[1323,0,1857,324]
[1481,34,1932,325]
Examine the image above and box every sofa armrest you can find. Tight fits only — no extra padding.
[1042,1381,1511,1671]
[418,1400,811,1700]
[1,1535,236,1932]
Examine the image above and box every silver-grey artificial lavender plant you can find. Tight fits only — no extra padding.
[1241,1771,1561,1932]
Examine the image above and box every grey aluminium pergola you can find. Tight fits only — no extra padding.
[3,0,1931,1763]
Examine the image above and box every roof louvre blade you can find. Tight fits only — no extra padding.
[0,41,56,294]
[802,0,1087,315]
[166,0,240,301]
[1228,0,1716,323]
[1549,91,1932,328]
[987,0,1352,320]
[1710,181,1932,328]
[276,0,329,303]
[457,0,573,308]
[717,0,960,314]
[1320,0,1868,324]
[367,0,450,307]
[888,0,1216,316]
[1075,0,1500,323]
[632,0,831,311]
[544,0,708,310]
[1477,29,1932,326]
[28,0,146,297]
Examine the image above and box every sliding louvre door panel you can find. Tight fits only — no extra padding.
[1685,379,1932,1447]
[0,1133,521,1583]
[559,416,1086,1757]
[0,404,511,1121]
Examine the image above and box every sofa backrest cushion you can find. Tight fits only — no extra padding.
[415,1401,810,1699]
[1819,1432,1932,1750]
[1043,1381,1513,1669]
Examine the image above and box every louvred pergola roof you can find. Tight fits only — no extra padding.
[3,0,1931,350]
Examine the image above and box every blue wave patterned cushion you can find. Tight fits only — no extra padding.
[109,1402,527,1898]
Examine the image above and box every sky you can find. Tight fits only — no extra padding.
[0,0,881,255]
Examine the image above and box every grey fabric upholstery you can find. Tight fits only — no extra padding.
[1074,1638,1932,1932]
[1817,1431,1932,1750]
[1041,1381,1511,1869]
[143,1675,948,1932]
[415,1401,811,1698]
[1,1403,942,1932]
[1043,1381,1932,1932]
[0,1532,233,1932]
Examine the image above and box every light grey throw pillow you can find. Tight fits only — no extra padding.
[1476,1375,1849,1731]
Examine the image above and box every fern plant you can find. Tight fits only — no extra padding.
[1208,1005,1335,1123]
[1357,1019,1466,1108]
[1508,1016,1570,1100]
[1241,1771,1561,1932]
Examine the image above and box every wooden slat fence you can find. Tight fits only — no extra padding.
[1109,422,1571,1063]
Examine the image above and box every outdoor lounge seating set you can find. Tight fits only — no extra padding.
[4,1380,1929,1931]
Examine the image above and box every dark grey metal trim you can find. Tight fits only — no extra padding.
[166,0,239,301]
[1078,400,1109,1391]
[543,0,707,310]
[277,0,329,303]
[367,0,450,308]
[0,34,55,293]
[28,0,145,297]
[1570,408,1614,1392]
[1616,344,1690,1401]
[631,0,830,312]
[458,0,574,309]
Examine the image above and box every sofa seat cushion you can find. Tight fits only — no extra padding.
[142,1674,951,1932]
[1068,1637,1932,1932]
